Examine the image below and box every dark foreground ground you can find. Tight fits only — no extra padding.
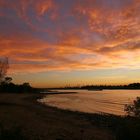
[0,93,139,140]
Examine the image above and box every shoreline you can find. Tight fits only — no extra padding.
[0,92,116,140]
[36,92,123,117]
[37,90,127,116]
[0,92,139,140]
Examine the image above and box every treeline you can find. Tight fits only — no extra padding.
[59,83,140,90]
[0,57,40,93]
[0,81,40,93]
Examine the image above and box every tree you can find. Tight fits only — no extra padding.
[125,97,140,117]
[0,57,9,83]
[4,77,12,84]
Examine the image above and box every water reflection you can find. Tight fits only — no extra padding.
[39,90,140,115]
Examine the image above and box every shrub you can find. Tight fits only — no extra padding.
[125,97,140,117]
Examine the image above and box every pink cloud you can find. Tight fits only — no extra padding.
[0,0,139,74]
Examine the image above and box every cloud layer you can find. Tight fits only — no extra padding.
[0,0,140,74]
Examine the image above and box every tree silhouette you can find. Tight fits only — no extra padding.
[0,57,9,83]
[125,97,140,117]
[4,77,12,84]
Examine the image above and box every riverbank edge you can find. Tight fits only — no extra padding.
[31,92,140,140]
[0,92,139,140]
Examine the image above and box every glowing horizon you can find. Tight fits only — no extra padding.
[0,0,140,88]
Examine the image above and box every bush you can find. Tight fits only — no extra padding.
[125,97,140,117]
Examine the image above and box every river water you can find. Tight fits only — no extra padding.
[39,90,140,115]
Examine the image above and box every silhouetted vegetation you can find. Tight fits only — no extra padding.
[0,57,9,83]
[75,106,140,140]
[113,97,140,139]
[125,97,140,117]
[53,83,140,90]
[0,57,40,93]
[0,81,38,93]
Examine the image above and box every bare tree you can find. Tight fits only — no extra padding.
[0,57,9,83]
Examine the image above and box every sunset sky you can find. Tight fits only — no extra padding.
[0,0,140,87]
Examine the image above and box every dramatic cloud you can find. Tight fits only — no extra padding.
[0,0,140,74]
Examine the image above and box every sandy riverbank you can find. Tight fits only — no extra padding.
[0,93,116,140]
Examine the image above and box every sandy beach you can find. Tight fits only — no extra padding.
[0,93,115,140]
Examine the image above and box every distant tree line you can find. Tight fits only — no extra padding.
[58,83,140,90]
[81,83,140,90]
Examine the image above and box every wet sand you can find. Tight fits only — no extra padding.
[0,93,115,140]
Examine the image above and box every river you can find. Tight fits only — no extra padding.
[39,90,140,115]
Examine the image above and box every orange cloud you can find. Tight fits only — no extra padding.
[0,0,140,75]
